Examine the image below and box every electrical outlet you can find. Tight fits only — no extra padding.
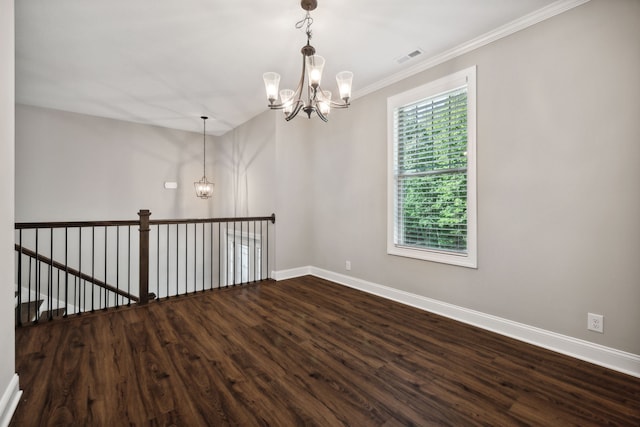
[345,260,351,271]
[587,313,604,333]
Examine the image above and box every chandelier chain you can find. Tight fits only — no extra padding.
[295,11,313,40]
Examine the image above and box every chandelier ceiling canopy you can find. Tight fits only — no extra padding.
[263,0,353,122]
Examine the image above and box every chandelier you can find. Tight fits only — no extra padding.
[194,116,214,199]
[262,0,353,122]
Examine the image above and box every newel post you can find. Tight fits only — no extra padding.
[138,209,151,305]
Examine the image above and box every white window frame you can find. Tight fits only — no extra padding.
[387,66,477,268]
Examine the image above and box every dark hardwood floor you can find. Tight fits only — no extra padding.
[11,276,640,426]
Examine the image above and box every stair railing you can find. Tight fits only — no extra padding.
[15,210,276,326]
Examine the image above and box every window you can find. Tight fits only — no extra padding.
[387,66,476,268]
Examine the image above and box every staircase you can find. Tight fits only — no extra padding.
[15,288,68,324]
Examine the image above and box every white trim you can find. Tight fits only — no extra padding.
[273,266,640,378]
[353,0,591,100]
[0,374,21,427]
[387,66,477,268]
[272,266,312,281]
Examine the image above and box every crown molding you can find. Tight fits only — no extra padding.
[353,0,591,100]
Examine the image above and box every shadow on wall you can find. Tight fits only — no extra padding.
[216,122,273,217]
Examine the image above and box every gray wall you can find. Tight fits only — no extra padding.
[0,0,16,413]
[16,105,215,221]
[308,0,640,354]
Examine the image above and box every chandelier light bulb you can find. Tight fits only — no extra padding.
[306,55,325,88]
[280,89,295,115]
[263,72,281,103]
[336,71,353,101]
[319,91,331,115]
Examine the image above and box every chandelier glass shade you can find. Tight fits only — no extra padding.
[194,116,214,199]
[263,0,353,122]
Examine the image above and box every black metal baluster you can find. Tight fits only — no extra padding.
[209,222,213,289]
[27,256,32,325]
[266,219,269,281]
[175,224,179,297]
[127,225,131,306]
[64,227,68,317]
[116,226,120,308]
[192,223,196,293]
[91,226,95,312]
[103,226,107,310]
[56,236,61,316]
[35,228,39,323]
[17,230,22,326]
[157,224,160,299]
[48,228,53,320]
[250,221,253,283]
[202,222,205,292]
[56,269,60,317]
[185,224,188,294]
[79,228,83,314]
[74,276,78,315]
[166,224,169,299]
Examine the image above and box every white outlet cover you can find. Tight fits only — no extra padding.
[587,313,604,333]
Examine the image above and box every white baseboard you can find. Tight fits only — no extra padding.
[274,266,640,378]
[272,266,312,281]
[0,374,21,427]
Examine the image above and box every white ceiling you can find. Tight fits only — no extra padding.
[16,0,564,136]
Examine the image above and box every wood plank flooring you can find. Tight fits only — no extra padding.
[11,275,640,426]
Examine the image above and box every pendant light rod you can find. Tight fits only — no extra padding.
[201,116,207,176]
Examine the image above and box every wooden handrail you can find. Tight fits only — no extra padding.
[15,219,139,230]
[149,214,276,225]
[15,214,276,230]
[14,244,140,303]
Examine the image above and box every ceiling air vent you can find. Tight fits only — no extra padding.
[396,48,424,64]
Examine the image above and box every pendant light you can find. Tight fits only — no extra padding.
[194,116,214,199]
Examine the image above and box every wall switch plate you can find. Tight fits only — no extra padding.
[345,260,351,271]
[587,313,604,333]
[164,181,178,189]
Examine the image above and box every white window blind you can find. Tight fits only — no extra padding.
[394,87,468,253]
[387,66,476,268]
